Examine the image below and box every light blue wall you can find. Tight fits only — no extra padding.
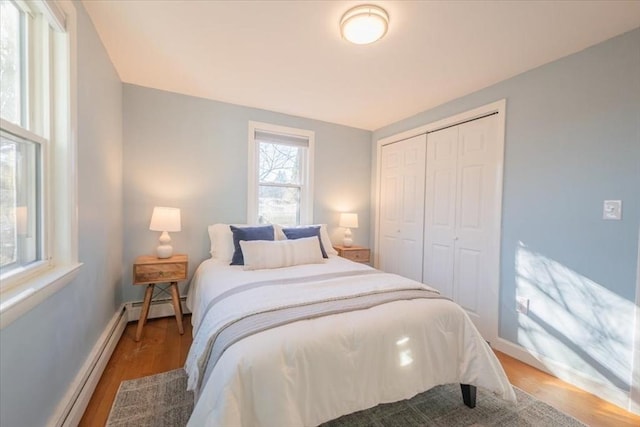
[122,85,371,301]
[373,29,640,395]
[0,2,123,426]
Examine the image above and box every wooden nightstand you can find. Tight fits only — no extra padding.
[133,254,188,341]
[334,245,370,264]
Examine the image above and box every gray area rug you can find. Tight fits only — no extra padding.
[106,369,585,427]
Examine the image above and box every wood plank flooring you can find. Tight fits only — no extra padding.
[495,351,640,427]
[80,316,640,426]
[79,316,192,426]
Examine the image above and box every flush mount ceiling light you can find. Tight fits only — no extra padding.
[340,4,389,45]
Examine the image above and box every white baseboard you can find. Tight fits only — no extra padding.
[493,337,634,414]
[49,305,128,427]
[125,297,190,322]
[493,337,554,375]
[47,297,192,426]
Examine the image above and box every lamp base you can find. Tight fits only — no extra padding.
[343,228,353,247]
[156,231,173,258]
[156,244,173,259]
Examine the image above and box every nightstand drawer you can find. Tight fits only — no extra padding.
[133,255,188,285]
[334,246,370,264]
[342,249,370,263]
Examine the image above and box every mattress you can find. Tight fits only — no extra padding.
[185,256,515,426]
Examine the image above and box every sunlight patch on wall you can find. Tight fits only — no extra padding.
[515,241,634,393]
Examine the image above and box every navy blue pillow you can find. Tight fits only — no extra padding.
[282,226,328,258]
[230,225,274,265]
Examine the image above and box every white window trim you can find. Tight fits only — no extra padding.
[247,121,315,225]
[0,0,79,329]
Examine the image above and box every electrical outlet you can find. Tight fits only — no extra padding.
[516,297,529,315]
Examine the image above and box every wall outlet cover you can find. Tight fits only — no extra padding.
[603,200,622,220]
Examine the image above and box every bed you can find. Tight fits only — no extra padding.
[184,224,516,426]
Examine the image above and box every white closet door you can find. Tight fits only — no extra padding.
[423,114,499,339]
[379,134,426,282]
[423,126,458,298]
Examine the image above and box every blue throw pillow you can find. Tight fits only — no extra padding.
[230,225,274,265]
[282,226,328,258]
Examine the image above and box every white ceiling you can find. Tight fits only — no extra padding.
[82,1,640,131]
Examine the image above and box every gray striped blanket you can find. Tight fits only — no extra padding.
[190,270,449,392]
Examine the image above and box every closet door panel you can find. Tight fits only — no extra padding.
[423,126,458,295]
[430,243,454,297]
[455,247,481,313]
[379,134,426,282]
[379,236,400,275]
[423,114,499,339]
[459,165,483,229]
[454,115,499,338]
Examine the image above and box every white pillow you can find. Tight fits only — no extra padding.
[274,223,337,255]
[208,224,235,261]
[240,237,324,270]
[209,224,278,262]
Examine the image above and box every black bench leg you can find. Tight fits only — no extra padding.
[460,384,476,408]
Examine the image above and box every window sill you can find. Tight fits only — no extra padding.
[0,263,82,329]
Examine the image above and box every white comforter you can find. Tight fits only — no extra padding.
[185,256,516,427]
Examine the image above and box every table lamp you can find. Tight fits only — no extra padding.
[149,206,181,258]
[339,213,358,247]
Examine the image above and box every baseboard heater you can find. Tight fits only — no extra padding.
[52,298,192,426]
[53,305,128,427]
[126,296,190,322]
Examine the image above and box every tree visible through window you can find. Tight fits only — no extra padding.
[0,0,72,289]
[1,1,40,275]
[0,134,38,270]
[0,0,22,125]
[258,142,303,225]
[248,122,314,226]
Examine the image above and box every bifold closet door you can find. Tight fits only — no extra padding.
[423,114,499,339]
[378,134,426,282]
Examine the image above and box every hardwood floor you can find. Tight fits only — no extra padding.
[81,316,640,426]
[495,351,640,427]
[79,316,192,426]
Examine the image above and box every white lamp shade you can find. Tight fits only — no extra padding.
[339,213,359,229]
[149,207,181,232]
[340,5,389,45]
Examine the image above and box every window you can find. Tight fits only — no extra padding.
[0,0,77,315]
[248,122,314,226]
[0,131,40,274]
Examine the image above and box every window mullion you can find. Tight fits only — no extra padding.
[32,13,51,264]
[258,182,303,189]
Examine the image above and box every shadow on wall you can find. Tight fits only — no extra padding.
[514,241,634,394]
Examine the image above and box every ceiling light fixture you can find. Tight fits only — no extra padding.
[340,4,389,45]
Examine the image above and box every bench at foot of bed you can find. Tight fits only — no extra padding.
[460,384,477,408]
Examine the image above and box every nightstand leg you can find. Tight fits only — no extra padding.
[170,281,184,335]
[136,284,155,341]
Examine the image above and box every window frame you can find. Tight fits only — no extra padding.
[0,0,79,329]
[247,121,315,226]
[0,120,47,277]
